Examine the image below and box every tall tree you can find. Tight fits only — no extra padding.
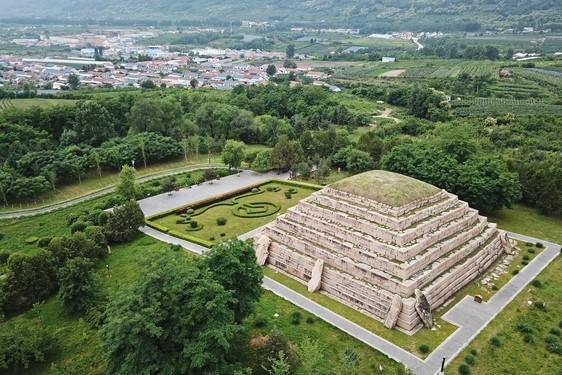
[57,257,100,315]
[266,64,277,77]
[101,253,243,375]
[104,200,144,243]
[221,140,246,171]
[286,44,296,59]
[202,239,263,323]
[115,165,137,202]
[2,250,57,312]
[269,136,304,171]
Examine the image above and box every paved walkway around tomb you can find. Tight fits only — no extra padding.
[137,175,561,375]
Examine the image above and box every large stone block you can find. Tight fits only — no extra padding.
[384,294,403,329]
[307,258,324,292]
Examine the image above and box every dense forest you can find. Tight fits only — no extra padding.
[1,0,561,31]
[1,84,561,216]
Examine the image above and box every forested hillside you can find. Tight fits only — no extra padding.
[0,0,561,31]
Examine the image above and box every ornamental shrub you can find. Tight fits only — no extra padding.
[37,237,53,248]
[0,250,10,264]
[531,279,542,288]
[458,364,471,375]
[216,217,227,226]
[254,316,268,328]
[489,336,501,347]
[291,311,302,325]
[190,221,198,229]
[418,344,430,354]
[465,354,476,365]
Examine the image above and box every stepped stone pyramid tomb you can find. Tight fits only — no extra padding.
[255,170,514,332]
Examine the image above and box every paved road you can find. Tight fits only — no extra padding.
[0,164,224,219]
[138,169,288,216]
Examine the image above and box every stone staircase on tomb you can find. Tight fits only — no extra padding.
[257,186,510,333]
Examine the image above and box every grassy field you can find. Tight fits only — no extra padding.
[154,182,318,244]
[489,204,562,244]
[0,198,407,375]
[446,254,562,375]
[0,98,76,111]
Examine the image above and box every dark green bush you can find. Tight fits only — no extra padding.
[220,232,226,237]
[491,284,499,290]
[306,316,315,324]
[521,260,529,265]
[284,191,292,199]
[512,269,519,275]
[550,327,562,337]
[170,244,182,252]
[534,300,546,310]
[37,237,52,248]
[464,354,476,365]
[523,334,534,344]
[254,316,268,328]
[458,364,471,375]
[209,236,215,241]
[291,311,302,325]
[190,221,198,228]
[469,349,477,356]
[0,250,10,264]
[535,242,544,248]
[70,220,88,234]
[216,217,227,226]
[252,188,259,193]
[525,242,533,247]
[418,344,430,354]
[516,323,534,334]
[546,342,562,355]
[489,336,501,347]
[522,255,530,261]
[527,248,535,254]
[545,334,560,344]
[531,279,542,288]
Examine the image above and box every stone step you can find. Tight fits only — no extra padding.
[403,224,499,295]
[401,214,487,279]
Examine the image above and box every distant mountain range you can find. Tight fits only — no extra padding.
[0,0,561,32]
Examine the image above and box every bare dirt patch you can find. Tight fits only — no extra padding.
[379,69,405,77]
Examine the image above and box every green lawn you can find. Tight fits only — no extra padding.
[264,268,457,358]
[0,200,406,374]
[154,182,318,244]
[446,254,562,375]
[489,204,562,244]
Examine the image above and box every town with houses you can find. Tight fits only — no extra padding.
[0,27,427,93]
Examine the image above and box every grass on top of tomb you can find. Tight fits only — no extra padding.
[330,170,441,208]
[152,182,317,245]
[446,253,562,375]
[263,267,456,359]
[488,203,562,245]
